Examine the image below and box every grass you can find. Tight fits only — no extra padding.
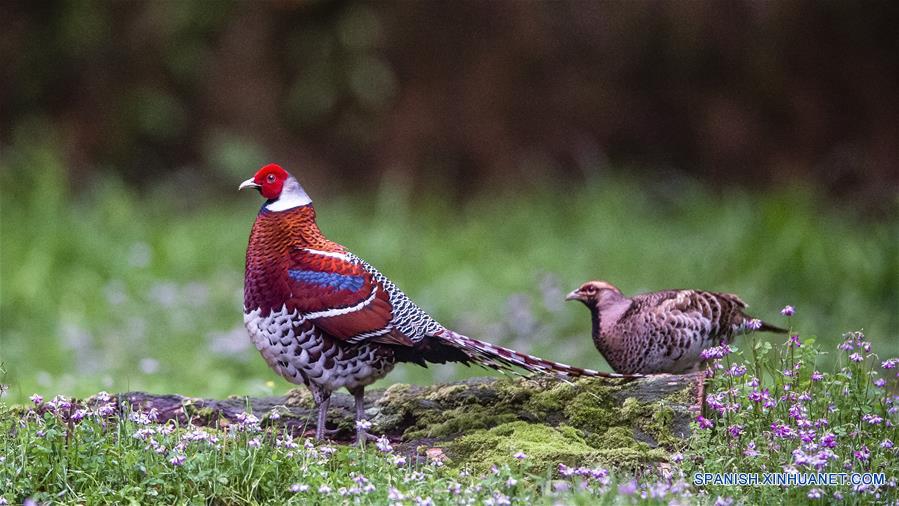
[1,327,896,504]
[1,143,897,404]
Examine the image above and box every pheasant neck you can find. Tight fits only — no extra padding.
[590,307,608,353]
[253,205,343,252]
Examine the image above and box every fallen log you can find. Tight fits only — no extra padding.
[107,373,703,471]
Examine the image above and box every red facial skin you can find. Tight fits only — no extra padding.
[252,164,289,200]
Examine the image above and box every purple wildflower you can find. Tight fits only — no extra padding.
[780,305,795,316]
[513,451,527,460]
[671,453,684,463]
[618,481,637,496]
[821,433,837,448]
[771,422,795,439]
[697,416,714,429]
[788,334,801,348]
[808,488,822,499]
[392,455,407,467]
[811,371,824,381]
[854,445,870,461]
[71,409,87,422]
[169,454,186,466]
[799,430,816,444]
[849,353,864,362]
[881,439,894,449]
[727,425,743,438]
[355,419,372,430]
[375,436,393,453]
[290,484,309,493]
[882,358,898,369]
[318,485,332,494]
[29,394,43,405]
[558,464,575,477]
[728,364,747,377]
[874,378,886,388]
[700,345,732,361]
[862,414,883,425]
[743,441,760,457]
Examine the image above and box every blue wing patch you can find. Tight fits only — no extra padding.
[288,270,366,292]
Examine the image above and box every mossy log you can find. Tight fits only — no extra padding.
[110,373,703,471]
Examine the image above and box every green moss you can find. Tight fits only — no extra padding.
[285,388,314,408]
[404,406,519,439]
[666,382,699,406]
[643,402,680,447]
[585,426,643,450]
[446,421,602,473]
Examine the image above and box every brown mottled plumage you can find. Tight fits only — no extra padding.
[566,281,787,374]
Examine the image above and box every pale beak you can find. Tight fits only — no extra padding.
[565,290,582,301]
[238,178,260,191]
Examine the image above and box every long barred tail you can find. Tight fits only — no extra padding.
[435,329,643,380]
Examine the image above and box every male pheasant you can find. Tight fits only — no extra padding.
[566,281,786,375]
[239,164,639,442]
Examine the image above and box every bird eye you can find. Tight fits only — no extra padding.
[266,174,276,183]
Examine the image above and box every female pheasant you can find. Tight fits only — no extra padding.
[566,281,786,375]
[239,164,639,442]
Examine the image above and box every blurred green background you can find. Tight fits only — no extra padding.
[1,1,897,403]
